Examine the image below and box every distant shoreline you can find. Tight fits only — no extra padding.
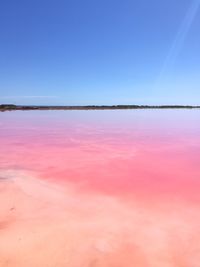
[1,104,200,111]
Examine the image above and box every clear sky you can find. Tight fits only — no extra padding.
[0,0,200,105]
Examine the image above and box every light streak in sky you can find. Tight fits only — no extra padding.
[156,0,200,84]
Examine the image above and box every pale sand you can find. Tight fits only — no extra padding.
[0,170,200,267]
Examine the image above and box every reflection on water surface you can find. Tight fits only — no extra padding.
[0,110,200,266]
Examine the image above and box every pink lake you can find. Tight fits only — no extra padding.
[0,110,200,266]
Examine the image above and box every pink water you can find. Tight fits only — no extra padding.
[0,110,200,266]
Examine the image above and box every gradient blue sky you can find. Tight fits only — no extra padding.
[0,0,200,105]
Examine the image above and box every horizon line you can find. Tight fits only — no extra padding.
[1,104,200,111]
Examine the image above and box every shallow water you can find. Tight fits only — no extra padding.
[0,110,200,266]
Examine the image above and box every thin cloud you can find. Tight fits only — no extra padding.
[0,96,59,99]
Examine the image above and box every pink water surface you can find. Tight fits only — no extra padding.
[0,110,200,266]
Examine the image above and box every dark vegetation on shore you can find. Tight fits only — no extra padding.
[0,104,200,111]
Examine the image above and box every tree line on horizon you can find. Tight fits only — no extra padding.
[0,104,200,111]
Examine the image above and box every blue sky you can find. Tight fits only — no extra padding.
[0,0,200,105]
